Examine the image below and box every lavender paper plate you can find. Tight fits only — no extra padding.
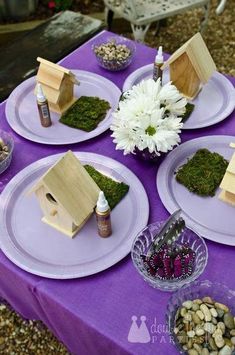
[6,70,121,145]
[123,64,235,130]
[0,152,149,278]
[157,135,235,246]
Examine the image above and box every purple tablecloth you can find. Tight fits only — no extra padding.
[0,30,235,355]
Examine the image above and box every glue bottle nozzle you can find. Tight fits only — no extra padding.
[155,46,164,64]
[36,83,46,102]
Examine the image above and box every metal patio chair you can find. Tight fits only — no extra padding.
[104,0,227,41]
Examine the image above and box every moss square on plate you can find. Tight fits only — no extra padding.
[175,148,228,197]
[59,96,110,132]
[84,165,129,209]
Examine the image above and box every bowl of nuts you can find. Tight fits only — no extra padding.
[166,280,235,354]
[0,130,14,174]
[92,37,136,71]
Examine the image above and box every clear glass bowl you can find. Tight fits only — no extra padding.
[131,221,208,291]
[0,130,14,174]
[92,37,136,71]
[166,280,235,354]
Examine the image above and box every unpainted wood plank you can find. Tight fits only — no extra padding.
[170,52,201,99]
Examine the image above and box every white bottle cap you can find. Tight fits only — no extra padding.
[36,83,46,102]
[155,46,163,64]
[96,191,109,213]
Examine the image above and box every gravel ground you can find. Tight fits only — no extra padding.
[0,303,69,354]
[116,0,235,76]
[0,1,234,354]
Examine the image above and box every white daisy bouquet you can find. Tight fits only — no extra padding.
[110,78,187,156]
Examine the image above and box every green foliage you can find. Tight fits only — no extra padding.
[176,148,228,197]
[55,0,73,11]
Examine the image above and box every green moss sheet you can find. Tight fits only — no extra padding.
[175,148,228,197]
[59,96,110,132]
[84,165,129,209]
[181,103,195,122]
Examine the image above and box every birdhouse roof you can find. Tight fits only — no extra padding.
[220,153,235,195]
[28,151,100,225]
[161,33,216,83]
[36,57,79,91]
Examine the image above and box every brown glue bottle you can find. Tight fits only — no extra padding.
[95,191,112,238]
[36,83,52,127]
[153,46,164,83]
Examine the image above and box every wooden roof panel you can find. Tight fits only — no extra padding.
[227,153,235,175]
[36,57,79,89]
[220,171,235,195]
[29,151,100,225]
[161,33,216,82]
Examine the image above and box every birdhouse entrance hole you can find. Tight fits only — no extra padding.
[46,193,57,204]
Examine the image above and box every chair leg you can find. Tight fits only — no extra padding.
[155,18,169,36]
[105,7,114,31]
[131,23,150,42]
[215,0,227,15]
[155,21,160,36]
[216,0,227,15]
[200,2,210,34]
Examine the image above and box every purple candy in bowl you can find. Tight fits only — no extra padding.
[166,280,235,354]
[131,221,208,291]
[92,37,136,71]
[0,130,14,174]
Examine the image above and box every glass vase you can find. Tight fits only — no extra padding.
[134,147,165,163]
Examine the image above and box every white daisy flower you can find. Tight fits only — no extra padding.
[124,78,162,101]
[111,78,187,156]
[157,81,187,116]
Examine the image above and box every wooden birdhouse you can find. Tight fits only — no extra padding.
[35,57,79,114]
[161,33,216,100]
[219,152,235,206]
[28,151,100,238]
